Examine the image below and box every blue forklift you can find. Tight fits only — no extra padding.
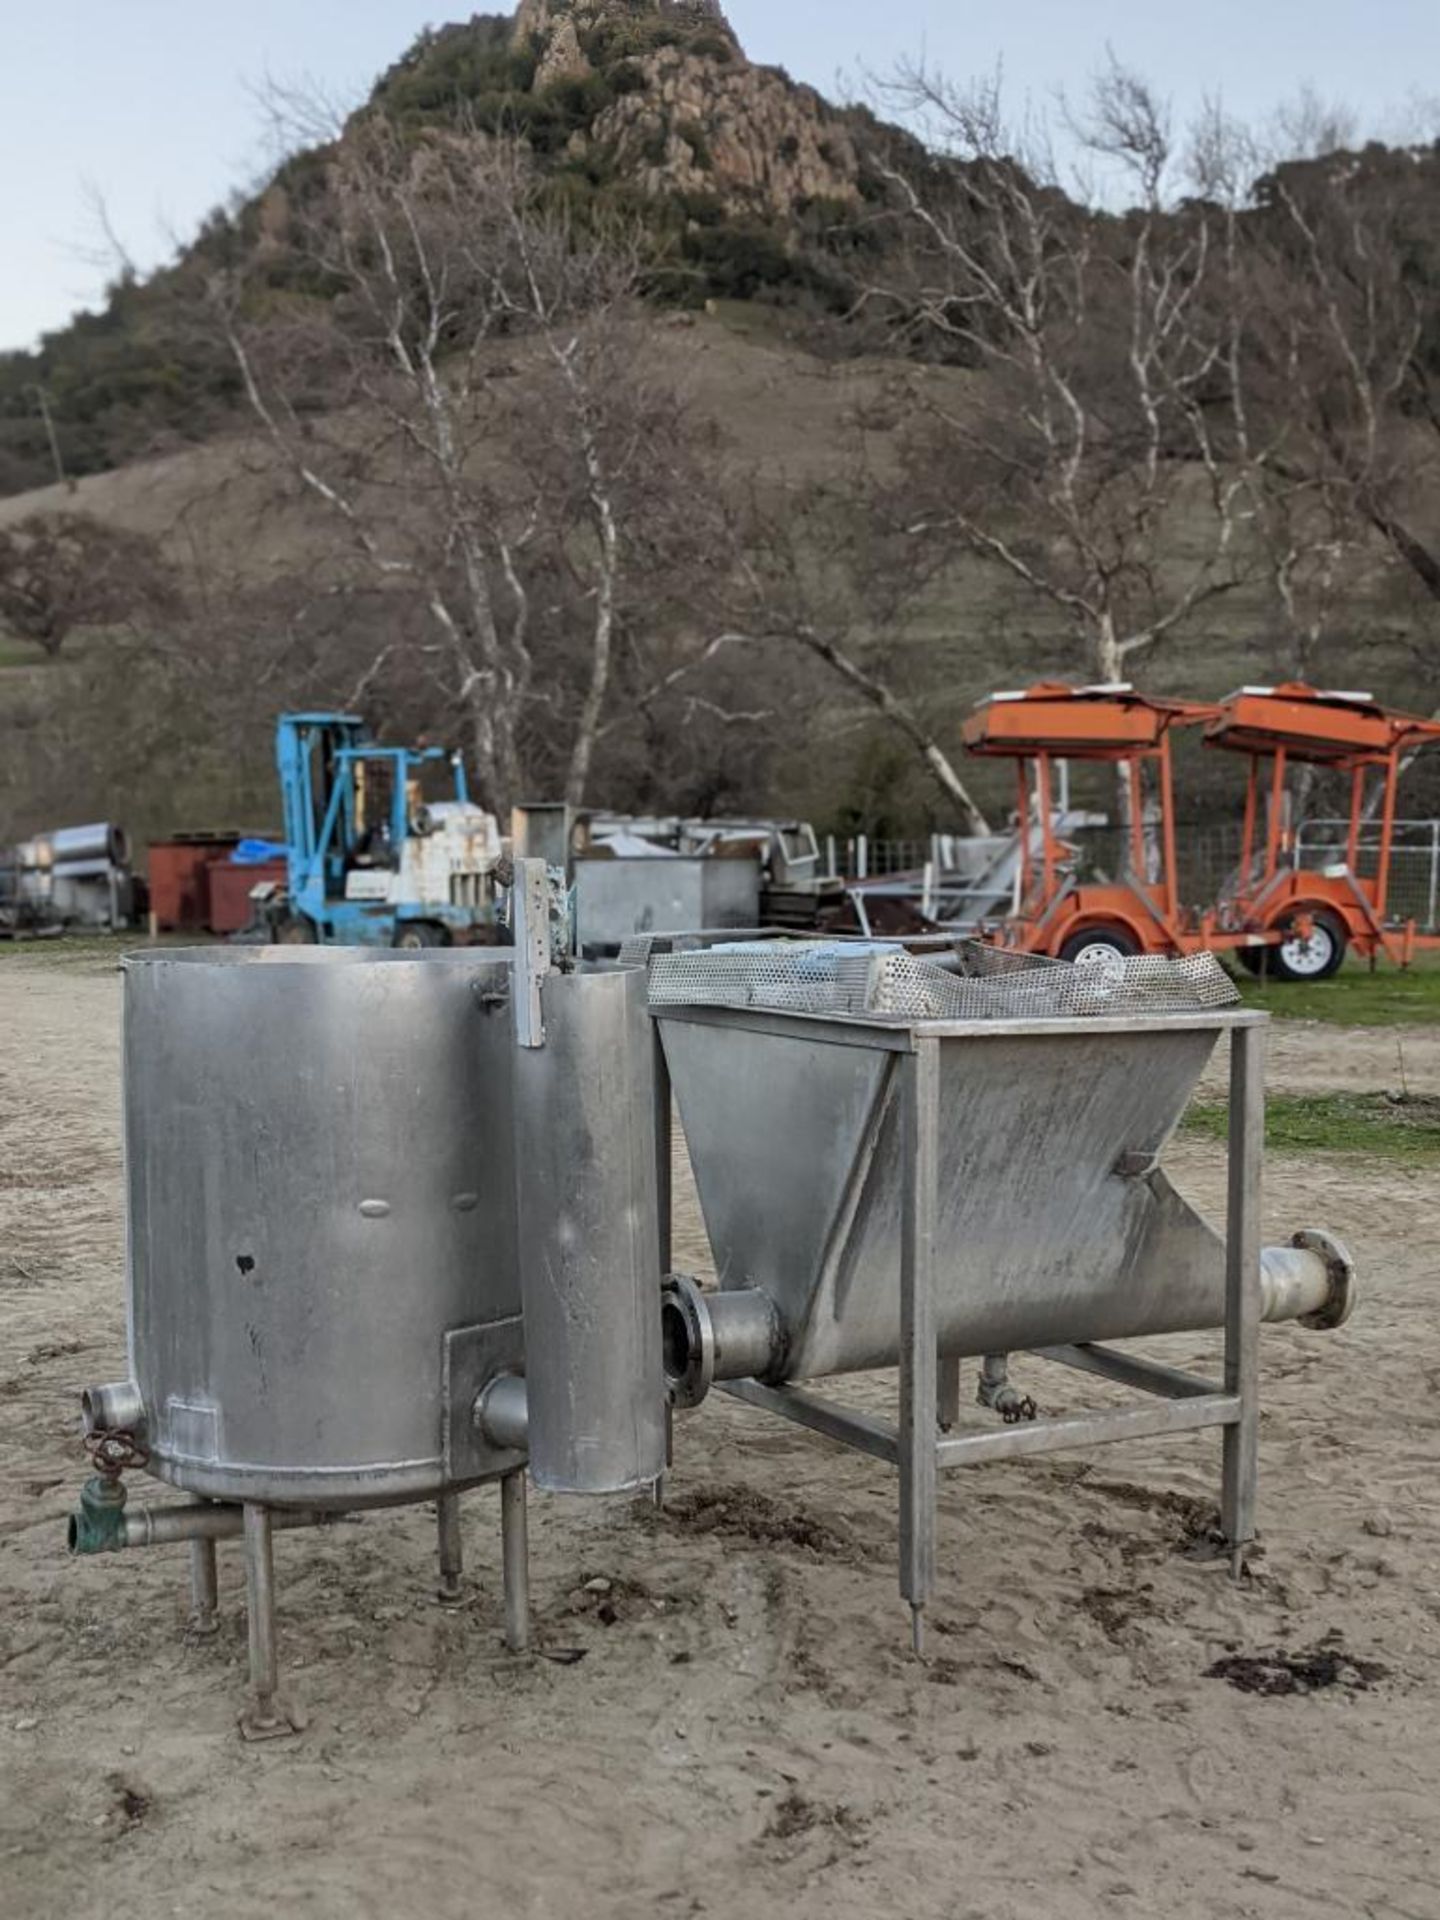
[265,713,505,947]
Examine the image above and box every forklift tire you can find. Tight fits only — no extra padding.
[392,922,448,951]
[1263,908,1348,983]
[1058,925,1141,971]
[273,913,317,946]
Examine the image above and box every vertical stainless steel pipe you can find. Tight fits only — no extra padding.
[510,969,666,1495]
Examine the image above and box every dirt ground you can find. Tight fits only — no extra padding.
[1,945,1437,1920]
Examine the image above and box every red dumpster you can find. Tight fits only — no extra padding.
[206,858,288,936]
[147,835,240,932]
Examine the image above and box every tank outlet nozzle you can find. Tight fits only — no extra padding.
[474,1373,529,1452]
[662,1275,785,1409]
[1260,1231,1356,1331]
[68,1474,129,1555]
[80,1380,146,1439]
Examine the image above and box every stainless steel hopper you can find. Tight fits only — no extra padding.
[651,944,1355,1649]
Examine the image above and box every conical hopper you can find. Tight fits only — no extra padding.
[659,1011,1235,1380]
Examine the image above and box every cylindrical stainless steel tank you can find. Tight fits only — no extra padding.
[511,969,666,1494]
[122,947,520,1507]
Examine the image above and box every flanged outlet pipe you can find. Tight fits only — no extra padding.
[660,1230,1355,1409]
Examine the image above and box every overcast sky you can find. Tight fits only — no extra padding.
[3,0,1438,352]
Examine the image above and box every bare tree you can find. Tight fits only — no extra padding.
[696,475,994,832]
[1253,145,1440,609]
[0,513,175,657]
[207,114,713,816]
[858,58,1262,696]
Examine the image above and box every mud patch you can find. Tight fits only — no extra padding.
[762,1788,867,1846]
[1080,1583,1158,1640]
[1206,1641,1387,1697]
[657,1484,860,1560]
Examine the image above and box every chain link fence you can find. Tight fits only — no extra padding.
[833,819,1440,929]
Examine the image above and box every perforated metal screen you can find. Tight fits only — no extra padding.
[646,940,1239,1023]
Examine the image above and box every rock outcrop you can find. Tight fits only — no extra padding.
[512,0,863,217]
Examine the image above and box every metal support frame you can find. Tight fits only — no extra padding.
[1221,1021,1264,1573]
[701,1013,1268,1652]
[899,1038,940,1656]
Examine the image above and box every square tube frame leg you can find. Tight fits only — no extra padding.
[653,1030,673,1513]
[899,1039,940,1656]
[1221,1022,1264,1576]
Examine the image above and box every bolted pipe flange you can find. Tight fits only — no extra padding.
[661,1275,715,1410]
[1291,1229,1356,1331]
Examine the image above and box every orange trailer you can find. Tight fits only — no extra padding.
[962,682,1228,969]
[963,679,1440,979]
[1202,683,1440,978]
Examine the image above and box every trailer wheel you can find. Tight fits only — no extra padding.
[1058,926,1140,975]
[1266,909,1347,983]
[273,913,317,946]
[392,922,448,950]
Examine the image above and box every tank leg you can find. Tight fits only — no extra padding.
[188,1532,219,1638]
[1221,1022,1264,1578]
[652,1399,674,1512]
[936,1356,961,1433]
[239,1504,302,1741]
[899,1041,940,1659]
[500,1470,529,1654]
[435,1491,464,1607]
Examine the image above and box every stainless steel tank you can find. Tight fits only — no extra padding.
[121,947,520,1507]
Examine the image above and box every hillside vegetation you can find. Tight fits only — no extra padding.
[1,1,1437,847]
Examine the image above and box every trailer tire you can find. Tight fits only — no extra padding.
[273,913,317,946]
[392,922,448,950]
[1058,925,1141,974]
[1264,908,1348,983]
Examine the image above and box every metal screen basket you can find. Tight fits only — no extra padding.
[646,940,1239,1023]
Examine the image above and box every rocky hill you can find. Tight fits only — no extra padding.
[0,1,904,499]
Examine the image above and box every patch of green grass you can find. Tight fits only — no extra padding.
[1183,1091,1440,1162]
[0,636,49,668]
[1228,953,1440,1028]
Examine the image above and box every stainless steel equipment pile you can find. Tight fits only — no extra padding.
[70,890,1354,1732]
